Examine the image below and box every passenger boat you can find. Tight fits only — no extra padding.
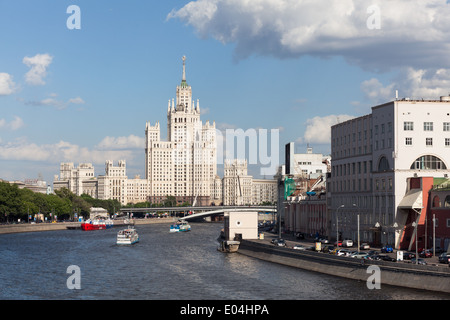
[116,226,139,245]
[217,240,240,253]
[170,220,191,233]
[81,218,113,231]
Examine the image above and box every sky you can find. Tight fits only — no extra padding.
[2,0,450,185]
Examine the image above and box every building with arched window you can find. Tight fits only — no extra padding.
[330,96,450,250]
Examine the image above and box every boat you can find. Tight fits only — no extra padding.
[117,226,139,245]
[81,218,113,231]
[170,220,191,233]
[217,240,240,253]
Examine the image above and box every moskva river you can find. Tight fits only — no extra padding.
[0,222,448,300]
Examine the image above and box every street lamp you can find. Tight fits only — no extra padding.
[412,221,418,264]
[336,205,344,246]
[352,203,360,251]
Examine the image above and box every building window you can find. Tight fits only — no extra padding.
[446,138,450,147]
[424,122,434,131]
[444,122,450,131]
[404,121,414,131]
[432,196,441,208]
[410,155,447,170]
[426,137,433,146]
[405,137,412,145]
[378,156,390,171]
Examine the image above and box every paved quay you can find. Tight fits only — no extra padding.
[237,231,450,294]
[0,218,173,235]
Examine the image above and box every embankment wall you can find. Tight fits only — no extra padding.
[239,240,450,294]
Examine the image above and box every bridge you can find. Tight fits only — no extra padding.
[119,206,277,221]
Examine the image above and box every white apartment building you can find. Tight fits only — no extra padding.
[330,96,450,249]
[285,143,329,178]
[223,159,253,205]
[223,159,277,206]
[145,56,217,206]
[54,163,97,198]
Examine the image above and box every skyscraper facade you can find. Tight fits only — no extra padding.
[145,56,217,206]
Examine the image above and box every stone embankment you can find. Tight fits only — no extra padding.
[238,238,450,294]
[0,218,172,235]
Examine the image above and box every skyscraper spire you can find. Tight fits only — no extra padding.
[181,56,188,88]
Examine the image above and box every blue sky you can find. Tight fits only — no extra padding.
[1,0,450,184]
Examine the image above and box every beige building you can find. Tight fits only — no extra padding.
[145,56,217,206]
[330,96,450,248]
[223,159,277,206]
[53,163,97,198]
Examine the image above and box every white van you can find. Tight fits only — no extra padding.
[342,239,353,247]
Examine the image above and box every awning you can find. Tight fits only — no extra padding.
[398,189,423,210]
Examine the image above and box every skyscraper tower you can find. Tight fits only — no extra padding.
[145,56,217,205]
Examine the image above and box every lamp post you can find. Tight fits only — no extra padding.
[352,204,360,250]
[336,205,344,247]
[433,214,436,257]
[412,221,418,264]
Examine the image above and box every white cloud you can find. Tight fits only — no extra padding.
[0,73,16,95]
[23,53,53,85]
[96,135,145,150]
[0,137,139,164]
[0,116,24,131]
[68,97,85,105]
[297,114,355,145]
[362,67,450,104]
[24,95,85,110]
[168,0,450,70]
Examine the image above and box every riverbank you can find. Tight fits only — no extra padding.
[238,235,450,294]
[0,218,173,235]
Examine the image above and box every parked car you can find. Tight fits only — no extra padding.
[381,246,393,253]
[330,248,339,255]
[411,258,427,265]
[342,239,353,247]
[431,247,444,254]
[377,254,396,262]
[324,245,335,253]
[419,249,432,258]
[293,245,305,250]
[271,238,286,246]
[294,232,304,239]
[402,252,416,260]
[350,252,369,259]
[360,243,370,250]
[334,240,343,247]
[438,252,450,264]
[320,238,329,244]
[337,249,352,256]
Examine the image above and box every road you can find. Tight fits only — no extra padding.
[262,231,447,267]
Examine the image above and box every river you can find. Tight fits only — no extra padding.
[0,222,448,301]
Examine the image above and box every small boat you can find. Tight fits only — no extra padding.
[117,226,139,245]
[170,220,191,233]
[217,240,240,253]
[81,218,113,231]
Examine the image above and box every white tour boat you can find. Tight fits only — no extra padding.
[117,226,139,245]
[170,220,191,233]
